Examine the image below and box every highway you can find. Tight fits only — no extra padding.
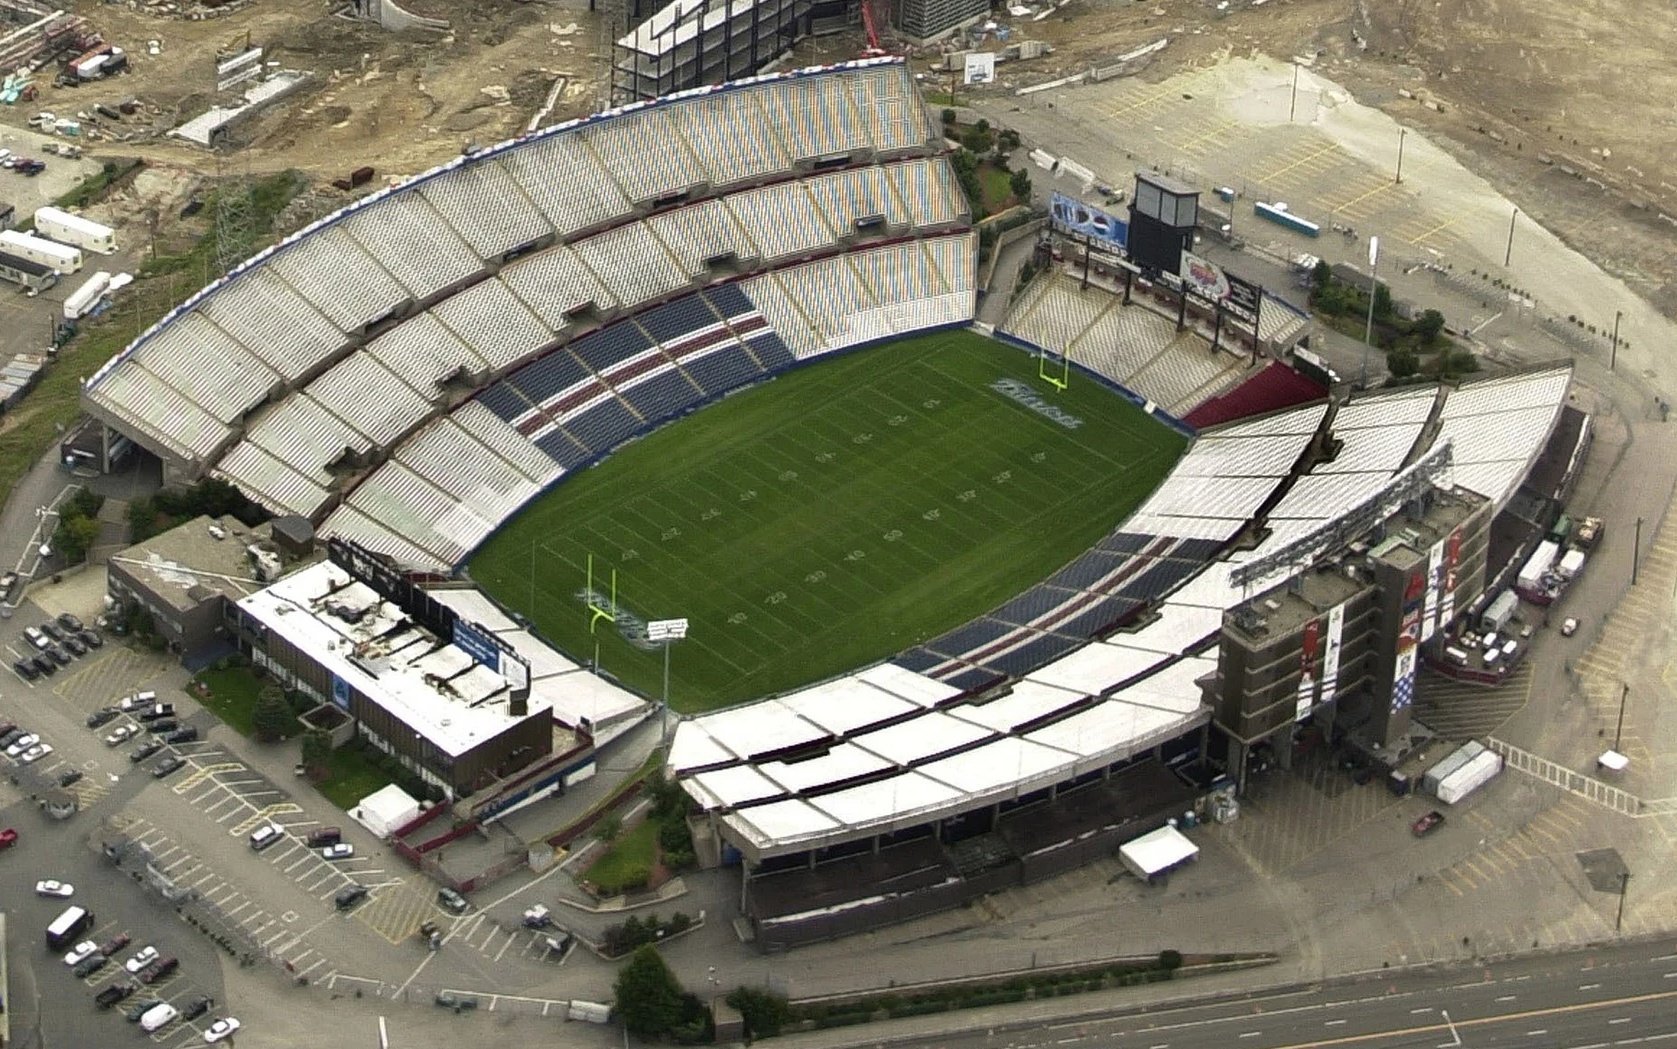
[805,939,1677,1049]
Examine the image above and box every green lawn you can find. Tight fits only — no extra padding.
[315,745,396,810]
[583,817,660,892]
[469,330,1185,711]
[192,665,293,739]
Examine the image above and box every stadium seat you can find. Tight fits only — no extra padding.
[416,159,554,260]
[339,190,486,303]
[268,225,410,333]
[665,89,793,189]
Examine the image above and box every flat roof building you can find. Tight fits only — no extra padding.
[106,514,301,661]
[236,560,560,797]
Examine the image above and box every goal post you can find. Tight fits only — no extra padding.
[1038,345,1070,391]
[585,553,617,633]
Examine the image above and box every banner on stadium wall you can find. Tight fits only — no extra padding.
[1295,616,1322,721]
[1390,646,1417,713]
[1440,526,1463,626]
[1422,539,1445,642]
[1391,569,1425,714]
[963,52,996,85]
[1320,602,1345,706]
[1050,192,1127,250]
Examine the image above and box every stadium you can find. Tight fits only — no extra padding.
[78,58,1581,949]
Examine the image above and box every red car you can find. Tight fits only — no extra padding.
[1411,810,1446,837]
[0,828,18,848]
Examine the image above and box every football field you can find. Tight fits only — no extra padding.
[468,330,1186,711]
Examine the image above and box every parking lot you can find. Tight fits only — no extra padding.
[67,909,238,1047]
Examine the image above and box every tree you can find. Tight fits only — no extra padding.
[1311,258,1332,289]
[253,687,294,742]
[300,730,333,777]
[1373,281,1393,320]
[1009,167,1032,203]
[727,987,792,1039]
[54,514,102,564]
[1414,308,1446,343]
[940,108,956,126]
[614,945,685,1039]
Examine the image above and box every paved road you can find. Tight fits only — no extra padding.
[782,938,1677,1049]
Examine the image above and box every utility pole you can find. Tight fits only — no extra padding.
[1289,61,1299,123]
[1504,207,1517,267]
[1614,681,1629,751]
[1395,128,1406,183]
[1633,515,1644,586]
[1610,310,1622,371]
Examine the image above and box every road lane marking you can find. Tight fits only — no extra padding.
[1611,1017,1632,1024]
[1497,996,1518,1002]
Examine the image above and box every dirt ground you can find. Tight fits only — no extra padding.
[959,0,1677,311]
[19,0,1673,316]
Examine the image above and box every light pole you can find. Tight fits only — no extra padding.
[1610,310,1622,371]
[1395,128,1406,184]
[1504,207,1517,266]
[1289,61,1299,123]
[1614,681,1629,751]
[648,618,688,746]
[1616,870,1631,933]
[1360,235,1380,389]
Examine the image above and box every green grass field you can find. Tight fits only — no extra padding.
[468,330,1185,711]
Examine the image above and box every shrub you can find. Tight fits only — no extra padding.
[658,817,691,853]
[940,108,956,125]
[667,911,691,934]
[596,813,623,842]
[1158,948,1183,971]
[727,986,792,1038]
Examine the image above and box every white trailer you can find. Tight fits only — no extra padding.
[1436,750,1503,805]
[34,207,117,255]
[1516,540,1559,591]
[63,270,111,319]
[1422,740,1485,796]
[0,230,80,273]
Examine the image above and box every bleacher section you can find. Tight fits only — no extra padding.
[1431,366,1572,510]
[82,60,943,477]
[1001,272,1244,417]
[1182,360,1327,429]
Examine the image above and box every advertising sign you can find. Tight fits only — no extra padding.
[1050,191,1127,250]
[1180,250,1231,302]
[1296,616,1322,721]
[963,52,996,85]
[452,620,503,673]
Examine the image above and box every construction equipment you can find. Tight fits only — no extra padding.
[858,0,889,57]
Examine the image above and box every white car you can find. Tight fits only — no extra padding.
[34,879,73,898]
[62,940,98,966]
[123,945,159,974]
[204,1017,241,1043]
[19,743,52,764]
[321,843,355,861]
[5,733,38,757]
[140,1002,178,1034]
[1561,616,1580,637]
[104,724,138,746]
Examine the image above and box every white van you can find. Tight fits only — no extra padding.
[248,823,284,851]
[140,1002,178,1033]
[1483,648,1502,667]
[1443,646,1470,667]
[1501,639,1518,657]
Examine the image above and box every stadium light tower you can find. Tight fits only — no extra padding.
[648,618,688,745]
[1360,235,1380,389]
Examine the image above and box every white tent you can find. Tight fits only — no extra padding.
[351,783,422,839]
[1118,824,1198,881]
